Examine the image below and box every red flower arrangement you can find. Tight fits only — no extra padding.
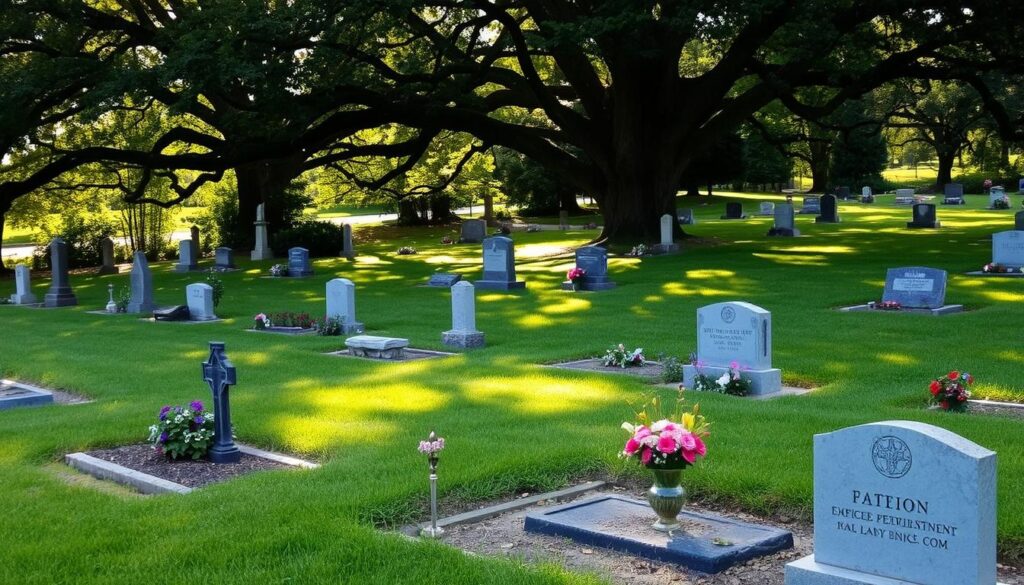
[877,300,901,311]
[929,370,973,412]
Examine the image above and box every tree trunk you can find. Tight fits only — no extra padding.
[809,143,832,193]
[0,199,10,275]
[397,199,426,226]
[559,189,583,214]
[483,194,495,225]
[934,150,956,191]
[234,157,305,250]
[429,195,455,223]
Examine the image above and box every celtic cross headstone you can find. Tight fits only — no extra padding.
[202,342,240,463]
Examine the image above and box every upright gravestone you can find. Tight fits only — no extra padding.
[860,186,874,203]
[1019,177,1024,193]
[98,236,117,275]
[214,247,236,270]
[251,203,273,261]
[767,203,800,237]
[341,224,355,260]
[654,214,679,253]
[287,247,314,277]
[720,202,745,220]
[190,225,201,256]
[185,283,217,321]
[325,278,364,333]
[992,231,1024,269]
[1016,211,1024,231]
[442,281,485,348]
[126,252,155,314]
[175,239,199,272]
[943,183,965,205]
[799,196,821,215]
[43,238,77,308]
[559,210,569,229]
[907,203,940,229]
[785,421,999,585]
[475,236,526,290]
[883,267,950,310]
[895,188,916,204]
[835,186,851,200]
[460,219,486,243]
[572,246,616,291]
[681,301,781,395]
[989,186,1007,208]
[10,265,36,305]
[815,194,840,223]
[203,342,240,464]
[758,201,775,216]
[678,208,696,225]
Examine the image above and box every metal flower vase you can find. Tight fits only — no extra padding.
[647,467,686,532]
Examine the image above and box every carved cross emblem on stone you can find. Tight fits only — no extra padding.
[203,342,240,463]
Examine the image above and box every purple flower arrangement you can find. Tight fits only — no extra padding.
[148,400,216,460]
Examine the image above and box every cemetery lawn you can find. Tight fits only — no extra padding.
[2,195,1024,583]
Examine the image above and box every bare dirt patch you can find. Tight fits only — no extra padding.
[86,444,291,489]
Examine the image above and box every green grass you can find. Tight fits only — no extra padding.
[2,194,1024,583]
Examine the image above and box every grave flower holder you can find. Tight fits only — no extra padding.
[647,466,686,532]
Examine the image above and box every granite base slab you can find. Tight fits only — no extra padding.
[664,383,813,400]
[524,495,793,574]
[767,228,801,237]
[905,222,940,229]
[474,280,526,290]
[682,364,782,396]
[838,304,964,316]
[652,243,680,253]
[785,555,1006,585]
[442,330,485,348]
[325,348,456,363]
[0,380,54,410]
[247,326,318,335]
[965,271,1024,277]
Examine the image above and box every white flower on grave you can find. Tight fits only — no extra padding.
[716,373,731,387]
[175,414,184,423]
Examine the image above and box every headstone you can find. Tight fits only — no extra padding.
[767,203,800,237]
[341,224,355,260]
[325,278,364,333]
[989,186,1007,208]
[98,236,117,275]
[427,273,462,287]
[1019,177,1024,193]
[907,203,940,229]
[460,219,486,243]
[1016,211,1024,231]
[882,267,948,309]
[720,202,745,220]
[992,231,1024,269]
[559,210,569,229]
[105,284,117,313]
[10,265,36,305]
[442,281,485,348]
[799,196,820,215]
[214,247,235,270]
[681,301,781,395]
[758,201,775,216]
[943,183,965,205]
[572,246,616,291]
[861,186,872,198]
[251,203,273,261]
[174,239,199,272]
[126,252,155,314]
[287,247,313,277]
[43,238,77,307]
[815,194,840,223]
[475,236,525,290]
[677,208,696,225]
[185,283,217,321]
[190,225,201,256]
[654,214,679,253]
[835,186,851,200]
[345,335,409,359]
[203,342,240,464]
[785,421,998,585]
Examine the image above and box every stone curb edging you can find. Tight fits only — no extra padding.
[403,480,606,536]
[236,444,320,469]
[65,452,193,495]
[968,399,1024,410]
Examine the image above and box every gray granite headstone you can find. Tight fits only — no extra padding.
[767,203,799,237]
[460,219,486,243]
[883,267,947,309]
[287,247,313,277]
[214,247,235,269]
[126,252,155,314]
[98,236,117,275]
[10,265,36,305]
[442,281,485,348]
[475,236,525,290]
[325,278,364,333]
[861,186,872,197]
[677,208,696,225]
[342,224,355,260]
[860,186,874,203]
[185,282,216,321]
[943,183,965,204]
[815,194,840,223]
[573,246,616,291]
[907,203,939,228]
[799,196,821,214]
[895,188,916,202]
[251,203,273,261]
[43,237,77,307]
[175,239,199,272]
[721,202,745,219]
[785,421,998,585]
[654,214,679,253]
[1016,211,1024,231]
[758,201,775,216]
[427,273,462,287]
[681,301,781,395]
[989,187,1007,208]
[1019,178,1024,193]
[992,231,1024,268]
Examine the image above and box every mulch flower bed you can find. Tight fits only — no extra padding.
[87,444,290,489]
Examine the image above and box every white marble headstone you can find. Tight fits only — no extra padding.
[992,231,1024,268]
[659,214,673,245]
[695,301,772,370]
[11,265,36,305]
[185,283,216,321]
[450,281,477,332]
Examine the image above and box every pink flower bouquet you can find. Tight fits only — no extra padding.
[621,394,710,469]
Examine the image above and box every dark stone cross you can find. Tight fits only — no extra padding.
[203,342,240,463]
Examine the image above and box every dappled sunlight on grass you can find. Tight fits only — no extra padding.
[769,245,857,254]
[516,313,555,328]
[270,415,397,453]
[424,254,476,265]
[982,290,1024,302]
[515,243,577,259]
[539,297,591,314]
[752,252,830,267]
[464,374,619,414]
[686,269,736,279]
[661,281,738,297]
[876,353,917,365]
[996,351,1024,364]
